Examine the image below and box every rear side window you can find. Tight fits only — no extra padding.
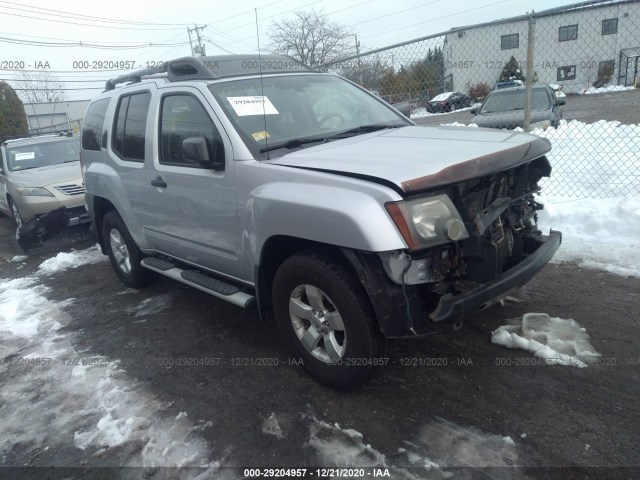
[82,98,110,151]
[112,92,151,162]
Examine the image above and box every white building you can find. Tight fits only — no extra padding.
[443,0,639,94]
[23,100,90,136]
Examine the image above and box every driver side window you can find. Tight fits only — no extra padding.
[160,94,222,167]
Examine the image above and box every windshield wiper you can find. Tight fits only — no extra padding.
[259,137,327,153]
[328,123,403,139]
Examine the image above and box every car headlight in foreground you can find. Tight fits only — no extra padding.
[386,194,469,250]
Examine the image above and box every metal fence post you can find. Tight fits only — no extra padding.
[524,11,536,132]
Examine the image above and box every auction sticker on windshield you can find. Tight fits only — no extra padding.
[227,96,279,116]
[15,152,35,160]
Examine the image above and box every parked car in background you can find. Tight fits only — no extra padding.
[381,94,412,118]
[426,92,472,112]
[494,79,524,90]
[0,133,87,227]
[471,85,565,130]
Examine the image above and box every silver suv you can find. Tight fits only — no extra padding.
[82,55,561,389]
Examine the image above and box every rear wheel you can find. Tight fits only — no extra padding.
[8,198,22,227]
[272,251,385,390]
[102,210,153,288]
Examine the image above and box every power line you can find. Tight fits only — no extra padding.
[0,9,185,30]
[0,36,191,49]
[0,1,193,26]
[360,0,513,40]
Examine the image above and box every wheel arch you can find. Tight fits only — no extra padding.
[89,195,116,254]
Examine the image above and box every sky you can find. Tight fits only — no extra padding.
[0,0,578,100]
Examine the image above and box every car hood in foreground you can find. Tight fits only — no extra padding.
[269,126,551,194]
[8,162,82,187]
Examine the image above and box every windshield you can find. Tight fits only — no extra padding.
[7,138,80,172]
[480,89,551,113]
[208,74,408,155]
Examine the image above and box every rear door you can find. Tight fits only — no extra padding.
[0,148,8,214]
[142,87,244,281]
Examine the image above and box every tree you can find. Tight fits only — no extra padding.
[498,56,525,82]
[0,81,29,138]
[14,70,65,104]
[337,57,391,91]
[269,9,355,68]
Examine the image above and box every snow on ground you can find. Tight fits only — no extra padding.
[411,104,478,119]
[126,293,173,317]
[0,271,217,473]
[492,313,601,367]
[578,85,636,95]
[308,417,519,476]
[442,119,640,278]
[38,244,106,275]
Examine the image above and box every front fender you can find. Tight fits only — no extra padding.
[242,182,407,281]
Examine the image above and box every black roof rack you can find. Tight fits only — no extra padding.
[105,56,219,91]
[104,54,314,91]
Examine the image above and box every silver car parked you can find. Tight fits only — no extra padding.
[0,133,87,227]
[471,85,565,130]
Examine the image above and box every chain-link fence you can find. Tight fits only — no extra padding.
[322,0,640,199]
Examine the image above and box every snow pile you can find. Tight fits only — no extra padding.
[38,244,105,275]
[308,417,520,475]
[578,85,635,95]
[126,294,173,317]
[262,413,285,439]
[534,120,640,198]
[538,196,640,277]
[492,313,601,367]
[0,273,216,471]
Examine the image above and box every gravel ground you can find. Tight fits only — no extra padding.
[1,214,639,479]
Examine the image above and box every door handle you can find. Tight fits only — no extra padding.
[150,176,167,188]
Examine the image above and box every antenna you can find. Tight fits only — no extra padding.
[255,8,269,157]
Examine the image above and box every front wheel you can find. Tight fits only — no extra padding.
[272,251,385,390]
[101,210,153,288]
[8,198,23,227]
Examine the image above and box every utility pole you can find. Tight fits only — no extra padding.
[355,35,363,85]
[188,25,207,56]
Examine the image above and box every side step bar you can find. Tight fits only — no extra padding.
[141,257,256,309]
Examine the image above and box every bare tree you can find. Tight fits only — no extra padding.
[14,70,65,104]
[269,9,355,69]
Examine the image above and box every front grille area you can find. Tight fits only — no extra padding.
[54,183,85,196]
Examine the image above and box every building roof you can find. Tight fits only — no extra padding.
[448,0,639,34]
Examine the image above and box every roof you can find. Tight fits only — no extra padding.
[448,0,639,34]
[1,131,75,147]
[105,54,313,91]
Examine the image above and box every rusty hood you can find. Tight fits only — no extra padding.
[270,125,552,194]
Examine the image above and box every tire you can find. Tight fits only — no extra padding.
[8,198,23,227]
[272,251,385,390]
[101,210,153,288]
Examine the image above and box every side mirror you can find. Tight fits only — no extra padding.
[182,136,224,170]
[555,99,566,106]
[470,108,478,114]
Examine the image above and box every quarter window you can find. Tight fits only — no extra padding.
[501,34,519,50]
[557,65,576,81]
[159,94,223,167]
[82,98,110,151]
[112,92,151,162]
[559,24,578,42]
[601,18,618,35]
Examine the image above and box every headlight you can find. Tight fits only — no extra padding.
[386,194,469,250]
[16,187,54,197]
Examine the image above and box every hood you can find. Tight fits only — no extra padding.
[472,109,554,129]
[8,162,82,187]
[269,126,551,194]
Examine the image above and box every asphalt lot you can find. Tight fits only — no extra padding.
[1,214,639,479]
[413,89,640,126]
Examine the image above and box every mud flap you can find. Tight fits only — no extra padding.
[16,207,94,255]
